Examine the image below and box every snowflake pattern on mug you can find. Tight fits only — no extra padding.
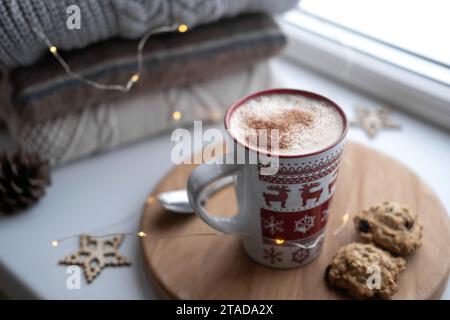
[262,215,285,235]
[291,247,309,264]
[260,204,329,241]
[321,209,329,223]
[263,247,283,264]
[294,215,315,234]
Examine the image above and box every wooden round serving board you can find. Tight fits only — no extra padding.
[140,141,450,299]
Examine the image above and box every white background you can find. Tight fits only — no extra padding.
[301,0,450,66]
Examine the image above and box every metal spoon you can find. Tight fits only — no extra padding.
[157,176,234,214]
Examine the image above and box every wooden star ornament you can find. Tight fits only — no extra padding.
[351,106,400,138]
[59,234,131,283]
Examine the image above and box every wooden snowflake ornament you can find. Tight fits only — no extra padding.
[60,234,131,283]
[351,106,400,138]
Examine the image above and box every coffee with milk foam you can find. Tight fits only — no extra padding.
[229,94,344,155]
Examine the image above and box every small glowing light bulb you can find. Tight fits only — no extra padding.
[49,46,58,55]
[172,111,182,121]
[51,240,59,247]
[275,239,285,245]
[342,213,349,223]
[146,196,156,205]
[209,111,221,123]
[178,24,188,33]
[131,74,140,83]
[137,231,147,237]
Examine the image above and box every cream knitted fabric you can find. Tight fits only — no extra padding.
[16,63,272,166]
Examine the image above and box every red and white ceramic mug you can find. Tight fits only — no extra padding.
[187,89,348,268]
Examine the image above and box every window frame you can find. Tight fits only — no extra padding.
[279,9,450,130]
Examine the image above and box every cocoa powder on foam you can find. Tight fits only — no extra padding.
[245,109,314,150]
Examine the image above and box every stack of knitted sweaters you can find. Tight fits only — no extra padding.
[0,0,297,166]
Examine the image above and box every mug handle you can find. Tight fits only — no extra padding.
[187,163,245,235]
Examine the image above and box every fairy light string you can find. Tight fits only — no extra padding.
[32,24,189,92]
[48,148,354,250]
[333,211,350,236]
[50,231,325,250]
[50,192,348,249]
[50,230,219,247]
[50,201,330,252]
[31,23,233,125]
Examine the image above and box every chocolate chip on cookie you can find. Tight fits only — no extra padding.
[354,201,423,256]
[327,242,406,299]
[358,219,371,233]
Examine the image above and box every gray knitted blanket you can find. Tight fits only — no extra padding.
[0,0,297,68]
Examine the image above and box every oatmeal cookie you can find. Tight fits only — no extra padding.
[326,242,406,299]
[354,201,423,256]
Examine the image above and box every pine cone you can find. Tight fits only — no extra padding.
[0,148,51,214]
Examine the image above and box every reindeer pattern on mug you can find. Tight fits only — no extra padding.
[258,146,343,265]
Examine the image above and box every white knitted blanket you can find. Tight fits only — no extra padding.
[0,0,297,68]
